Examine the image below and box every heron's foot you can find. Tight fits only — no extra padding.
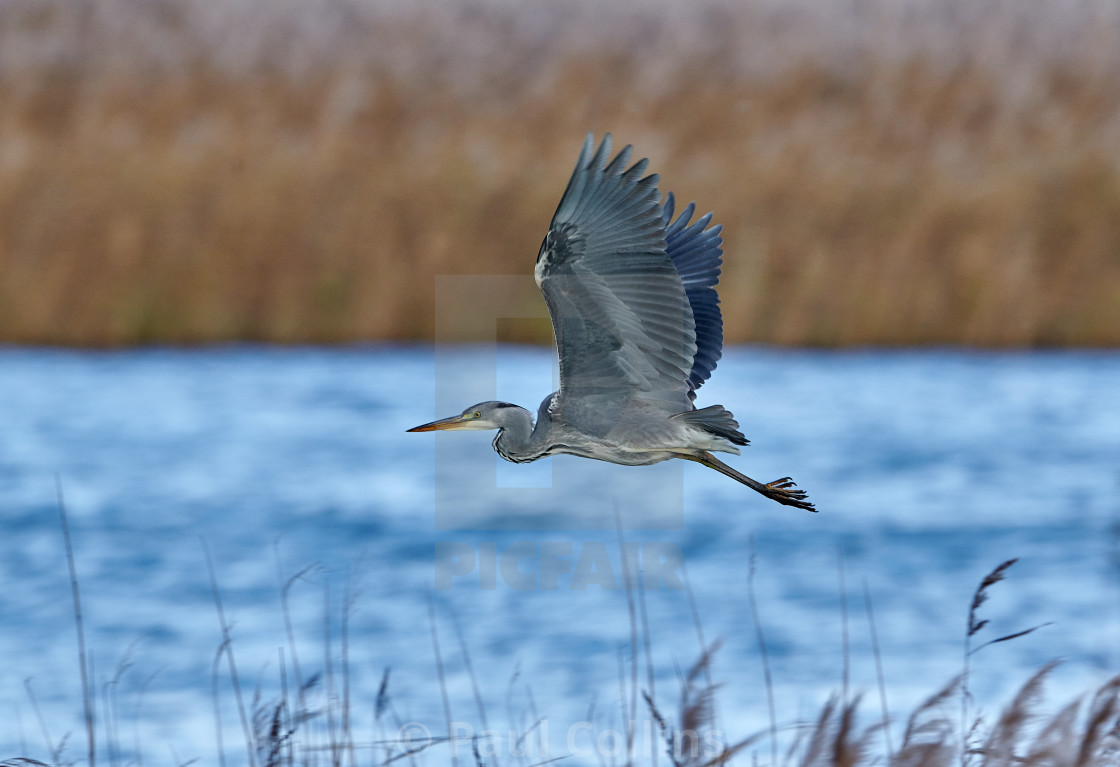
[764,477,816,512]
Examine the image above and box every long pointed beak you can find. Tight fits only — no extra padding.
[407,414,470,432]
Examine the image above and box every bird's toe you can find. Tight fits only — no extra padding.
[764,477,815,512]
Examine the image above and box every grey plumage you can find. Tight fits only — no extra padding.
[409,134,814,512]
[664,194,724,398]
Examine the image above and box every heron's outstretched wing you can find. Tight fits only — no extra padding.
[663,193,724,399]
[534,134,697,421]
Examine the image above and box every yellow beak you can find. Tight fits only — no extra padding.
[407,414,471,432]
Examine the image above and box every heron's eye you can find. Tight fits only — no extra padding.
[472,411,482,419]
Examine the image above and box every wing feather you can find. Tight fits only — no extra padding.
[535,134,697,423]
[662,192,724,398]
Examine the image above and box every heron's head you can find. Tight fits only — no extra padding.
[407,401,524,432]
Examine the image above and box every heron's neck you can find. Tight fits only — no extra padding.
[492,406,541,463]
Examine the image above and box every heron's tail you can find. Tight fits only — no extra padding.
[670,405,748,446]
[684,451,816,512]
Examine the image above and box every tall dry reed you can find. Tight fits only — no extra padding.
[2,0,1119,346]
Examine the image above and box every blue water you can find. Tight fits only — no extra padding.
[1,346,1118,765]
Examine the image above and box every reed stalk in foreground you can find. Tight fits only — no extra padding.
[10,499,1119,767]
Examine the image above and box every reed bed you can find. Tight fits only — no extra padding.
[2,0,1120,346]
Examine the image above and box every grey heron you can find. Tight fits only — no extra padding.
[409,134,814,511]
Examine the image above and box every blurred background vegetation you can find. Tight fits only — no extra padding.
[1,0,1119,347]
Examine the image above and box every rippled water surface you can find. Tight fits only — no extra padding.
[1,346,1118,764]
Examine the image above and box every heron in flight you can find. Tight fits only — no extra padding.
[409,134,814,511]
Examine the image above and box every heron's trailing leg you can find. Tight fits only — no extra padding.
[686,451,816,512]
